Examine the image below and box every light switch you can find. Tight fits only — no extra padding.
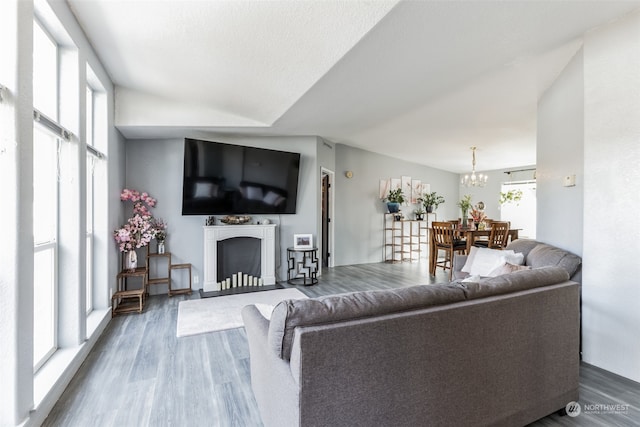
[563,175,576,187]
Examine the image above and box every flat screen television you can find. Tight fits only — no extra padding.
[181,138,301,215]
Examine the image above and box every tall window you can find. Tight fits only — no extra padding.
[85,86,94,314]
[33,19,59,370]
[500,181,537,239]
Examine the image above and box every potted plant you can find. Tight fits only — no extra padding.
[383,188,406,213]
[457,194,473,226]
[418,191,445,213]
[414,207,426,221]
[499,189,523,206]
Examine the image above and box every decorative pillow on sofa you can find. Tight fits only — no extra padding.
[461,247,523,277]
[254,303,275,320]
[487,262,531,277]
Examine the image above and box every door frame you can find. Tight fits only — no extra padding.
[320,167,335,272]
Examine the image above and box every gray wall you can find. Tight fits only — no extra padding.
[125,135,318,289]
[333,144,459,266]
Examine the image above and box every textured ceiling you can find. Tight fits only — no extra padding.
[67,0,640,172]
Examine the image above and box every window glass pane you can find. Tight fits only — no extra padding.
[86,234,93,314]
[86,86,94,146]
[86,155,94,233]
[33,128,57,244]
[34,247,55,367]
[33,20,57,119]
[86,154,94,314]
[500,182,537,239]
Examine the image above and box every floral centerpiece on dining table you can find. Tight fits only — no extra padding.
[469,207,487,225]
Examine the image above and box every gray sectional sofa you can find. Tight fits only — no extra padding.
[242,239,582,427]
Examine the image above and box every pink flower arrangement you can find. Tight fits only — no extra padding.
[114,189,162,252]
[120,188,157,218]
[114,214,154,252]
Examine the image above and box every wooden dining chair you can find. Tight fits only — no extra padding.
[474,221,510,249]
[431,221,468,279]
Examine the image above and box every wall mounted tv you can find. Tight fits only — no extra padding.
[181,138,301,215]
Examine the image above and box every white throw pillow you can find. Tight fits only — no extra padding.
[254,303,275,320]
[462,247,517,277]
[502,251,525,266]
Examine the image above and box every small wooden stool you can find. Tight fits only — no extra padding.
[169,263,192,296]
[112,266,148,316]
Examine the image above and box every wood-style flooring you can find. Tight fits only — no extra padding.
[42,262,640,426]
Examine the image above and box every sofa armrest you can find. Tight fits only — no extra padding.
[241,305,301,427]
[242,304,270,339]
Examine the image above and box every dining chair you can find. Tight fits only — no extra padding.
[431,221,468,279]
[474,221,510,249]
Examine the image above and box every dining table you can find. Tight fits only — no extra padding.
[428,227,520,275]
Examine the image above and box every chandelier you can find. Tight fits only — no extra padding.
[460,146,488,187]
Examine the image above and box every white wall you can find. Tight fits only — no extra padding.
[581,10,640,382]
[537,48,584,257]
[1,2,35,424]
[124,135,318,287]
[334,144,459,266]
[537,10,640,383]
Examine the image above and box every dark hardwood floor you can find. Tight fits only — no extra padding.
[42,262,640,426]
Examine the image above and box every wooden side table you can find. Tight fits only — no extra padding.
[169,263,193,296]
[147,251,171,290]
[287,247,319,286]
[112,266,148,316]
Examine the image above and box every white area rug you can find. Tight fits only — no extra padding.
[176,288,308,337]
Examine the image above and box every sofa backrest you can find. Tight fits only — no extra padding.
[453,266,570,299]
[268,285,466,360]
[506,239,581,278]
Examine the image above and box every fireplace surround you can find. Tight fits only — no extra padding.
[202,224,277,296]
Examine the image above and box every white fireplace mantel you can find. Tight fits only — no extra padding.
[203,224,277,292]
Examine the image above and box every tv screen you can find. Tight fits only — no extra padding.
[182,138,301,215]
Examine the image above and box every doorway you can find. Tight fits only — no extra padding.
[321,168,335,270]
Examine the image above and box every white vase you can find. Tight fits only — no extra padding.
[126,250,138,271]
[158,241,165,254]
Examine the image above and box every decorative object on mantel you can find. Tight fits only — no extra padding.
[113,188,158,270]
[205,216,216,226]
[414,207,425,221]
[220,215,252,225]
[461,146,488,187]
